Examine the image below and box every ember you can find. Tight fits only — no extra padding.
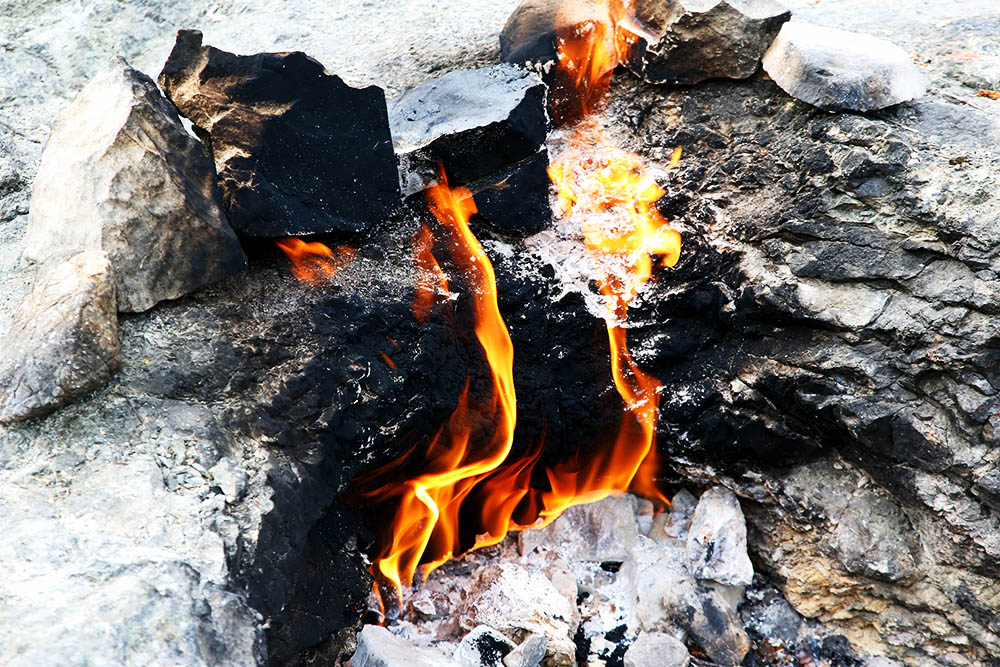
[274,237,357,285]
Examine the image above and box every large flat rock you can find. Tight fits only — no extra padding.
[159,30,401,237]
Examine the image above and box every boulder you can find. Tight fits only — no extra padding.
[761,22,926,111]
[499,0,624,72]
[159,30,400,237]
[622,0,791,85]
[352,625,454,667]
[22,57,246,313]
[388,64,548,197]
[0,251,118,423]
[686,487,754,587]
[623,632,690,667]
[453,625,515,667]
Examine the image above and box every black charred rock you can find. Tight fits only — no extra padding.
[387,64,548,196]
[468,150,552,236]
[158,30,400,237]
[623,0,790,85]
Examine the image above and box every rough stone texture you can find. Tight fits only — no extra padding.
[499,0,621,72]
[468,151,552,236]
[352,625,454,667]
[686,486,754,586]
[762,22,926,111]
[22,57,246,313]
[1,1,1000,666]
[459,562,577,666]
[623,631,690,667]
[623,0,791,85]
[519,493,639,563]
[0,251,118,423]
[159,30,400,237]
[453,625,515,667]
[388,64,548,197]
[503,634,547,667]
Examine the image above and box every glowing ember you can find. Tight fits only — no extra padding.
[275,237,356,285]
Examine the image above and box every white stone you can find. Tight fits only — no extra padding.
[503,634,547,667]
[519,494,639,563]
[624,632,690,667]
[453,625,515,667]
[686,487,754,587]
[209,457,248,504]
[352,625,455,667]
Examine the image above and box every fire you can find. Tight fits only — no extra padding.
[275,237,356,285]
[348,0,683,614]
[358,169,518,612]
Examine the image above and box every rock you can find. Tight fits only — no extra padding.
[624,536,749,665]
[761,22,925,111]
[459,562,577,666]
[499,0,623,72]
[0,251,118,423]
[453,625,515,667]
[649,488,697,542]
[503,634,547,667]
[22,57,246,313]
[352,625,454,667]
[209,457,248,504]
[519,494,639,563]
[686,487,754,587]
[468,151,551,236]
[622,0,790,85]
[388,64,548,197]
[158,30,400,237]
[623,632,690,667]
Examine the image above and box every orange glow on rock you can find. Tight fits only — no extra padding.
[275,237,356,285]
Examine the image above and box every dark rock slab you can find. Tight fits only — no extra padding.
[0,251,118,423]
[22,57,246,313]
[468,151,552,236]
[388,64,548,196]
[762,22,925,111]
[622,0,790,85]
[159,30,400,237]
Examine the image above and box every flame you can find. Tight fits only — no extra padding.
[352,0,684,614]
[275,237,356,285]
[361,169,518,611]
[411,224,451,323]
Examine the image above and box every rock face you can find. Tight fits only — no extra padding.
[623,0,790,84]
[0,251,118,423]
[388,64,548,197]
[686,487,754,586]
[159,30,400,237]
[22,57,246,313]
[762,22,926,111]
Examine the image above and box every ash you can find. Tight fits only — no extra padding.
[356,488,862,667]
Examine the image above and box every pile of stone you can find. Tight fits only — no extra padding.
[350,487,872,667]
[500,0,925,111]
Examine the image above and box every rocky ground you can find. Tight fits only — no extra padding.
[1,1,999,666]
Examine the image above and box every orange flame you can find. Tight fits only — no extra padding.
[362,169,518,611]
[354,0,684,615]
[411,224,451,323]
[275,237,356,285]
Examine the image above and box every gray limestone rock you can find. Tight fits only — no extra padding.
[0,251,118,423]
[519,494,639,563]
[686,487,754,587]
[623,0,791,84]
[762,22,926,111]
[209,457,248,504]
[503,634,547,667]
[22,57,246,313]
[388,64,548,197]
[623,632,690,667]
[352,625,453,667]
[453,625,515,667]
